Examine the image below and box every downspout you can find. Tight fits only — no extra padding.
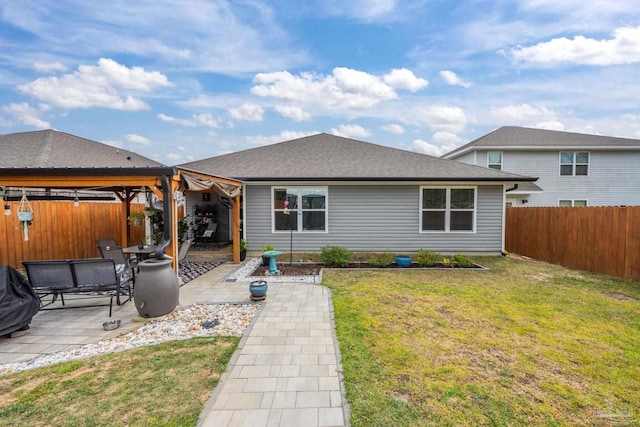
[505,184,519,192]
[155,174,173,258]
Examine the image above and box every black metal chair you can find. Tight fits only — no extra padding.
[96,238,136,292]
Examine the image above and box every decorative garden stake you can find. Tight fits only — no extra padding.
[17,189,33,241]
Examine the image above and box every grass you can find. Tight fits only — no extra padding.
[0,337,239,427]
[322,256,640,426]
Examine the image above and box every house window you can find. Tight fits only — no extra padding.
[559,200,587,207]
[273,187,327,232]
[487,151,502,170]
[560,152,589,176]
[421,187,475,232]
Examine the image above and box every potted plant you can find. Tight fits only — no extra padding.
[177,217,189,243]
[261,244,275,266]
[127,212,145,226]
[240,238,248,261]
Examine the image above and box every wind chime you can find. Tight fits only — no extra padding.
[17,189,33,241]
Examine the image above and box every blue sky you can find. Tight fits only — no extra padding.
[1,0,639,165]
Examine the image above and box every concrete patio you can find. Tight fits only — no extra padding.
[0,261,349,427]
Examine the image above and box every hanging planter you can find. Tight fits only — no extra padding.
[18,190,33,241]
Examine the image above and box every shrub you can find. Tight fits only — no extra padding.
[321,246,352,267]
[261,244,275,252]
[453,254,474,268]
[415,249,441,267]
[368,252,395,267]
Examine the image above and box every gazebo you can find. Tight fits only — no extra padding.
[0,130,242,270]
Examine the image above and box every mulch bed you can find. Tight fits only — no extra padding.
[251,262,482,276]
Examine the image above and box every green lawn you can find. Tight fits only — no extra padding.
[323,256,640,426]
[0,337,239,427]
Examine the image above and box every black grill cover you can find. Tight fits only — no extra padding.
[0,265,40,336]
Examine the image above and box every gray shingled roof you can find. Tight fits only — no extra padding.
[180,133,535,182]
[0,129,164,168]
[443,126,640,159]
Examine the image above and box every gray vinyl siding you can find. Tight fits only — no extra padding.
[244,184,504,254]
[496,150,640,206]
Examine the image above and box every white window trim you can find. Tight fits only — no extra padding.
[271,186,329,233]
[558,199,588,207]
[419,186,477,233]
[487,151,503,170]
[559,151,589,177]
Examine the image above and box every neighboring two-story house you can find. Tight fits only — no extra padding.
[442,126,640,207]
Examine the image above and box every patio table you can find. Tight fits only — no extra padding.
[123,244,160,260]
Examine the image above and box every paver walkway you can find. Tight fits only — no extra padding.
[0,261,349,426]
[198,280,348,427]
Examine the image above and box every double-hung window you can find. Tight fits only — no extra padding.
[560,152,589,176]
[421,187,475,232]
[487,151,502,170]
[273,187,327,232]
[559,200,587,207]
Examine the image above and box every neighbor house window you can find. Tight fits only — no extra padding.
[421,187,475,232]
[487,151,502,170]
[560,152,589,176]
[273,187,327,232]
[559,200,587,207]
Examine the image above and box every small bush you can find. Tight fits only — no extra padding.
[368,252,395,267]
[453,254,474,268]
[415,249,441,267]
[321,246,352,267]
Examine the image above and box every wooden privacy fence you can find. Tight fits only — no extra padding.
[0,201,145,269]
[505,206,640,281]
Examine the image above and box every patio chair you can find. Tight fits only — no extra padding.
[96,238,136,291]
[178,239,192,266]
[195,222,217,245]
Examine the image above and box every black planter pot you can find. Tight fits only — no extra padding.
[240,250,247,261]
[262,255,269,266]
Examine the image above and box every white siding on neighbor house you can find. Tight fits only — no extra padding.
[244,184,504,254]
[487,150,640,206]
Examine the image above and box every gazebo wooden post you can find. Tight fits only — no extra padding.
[233,194,241,264]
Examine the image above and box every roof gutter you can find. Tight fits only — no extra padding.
[237,176,538,182]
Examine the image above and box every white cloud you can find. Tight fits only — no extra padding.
[32,61,67,73]
[251,67,400,110]
[440,70,471,88]
[382,68,428,91]
[246,130,318,146]
[125,134,151,145]
[490,103,557,123]
[381,124,404,134]
[534,121,565,131]
[158,113,219,128]
[1,102,50,129]
[432,131,463,144]
[1,2,310,76]
[319,0,399,22]
[275,105,311,121]
[330,124,371,139]
[18,58,171,110]
[511,26,640,65]
[407,105,468,133]
[229,103,264,122]
[410,139,458,157]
